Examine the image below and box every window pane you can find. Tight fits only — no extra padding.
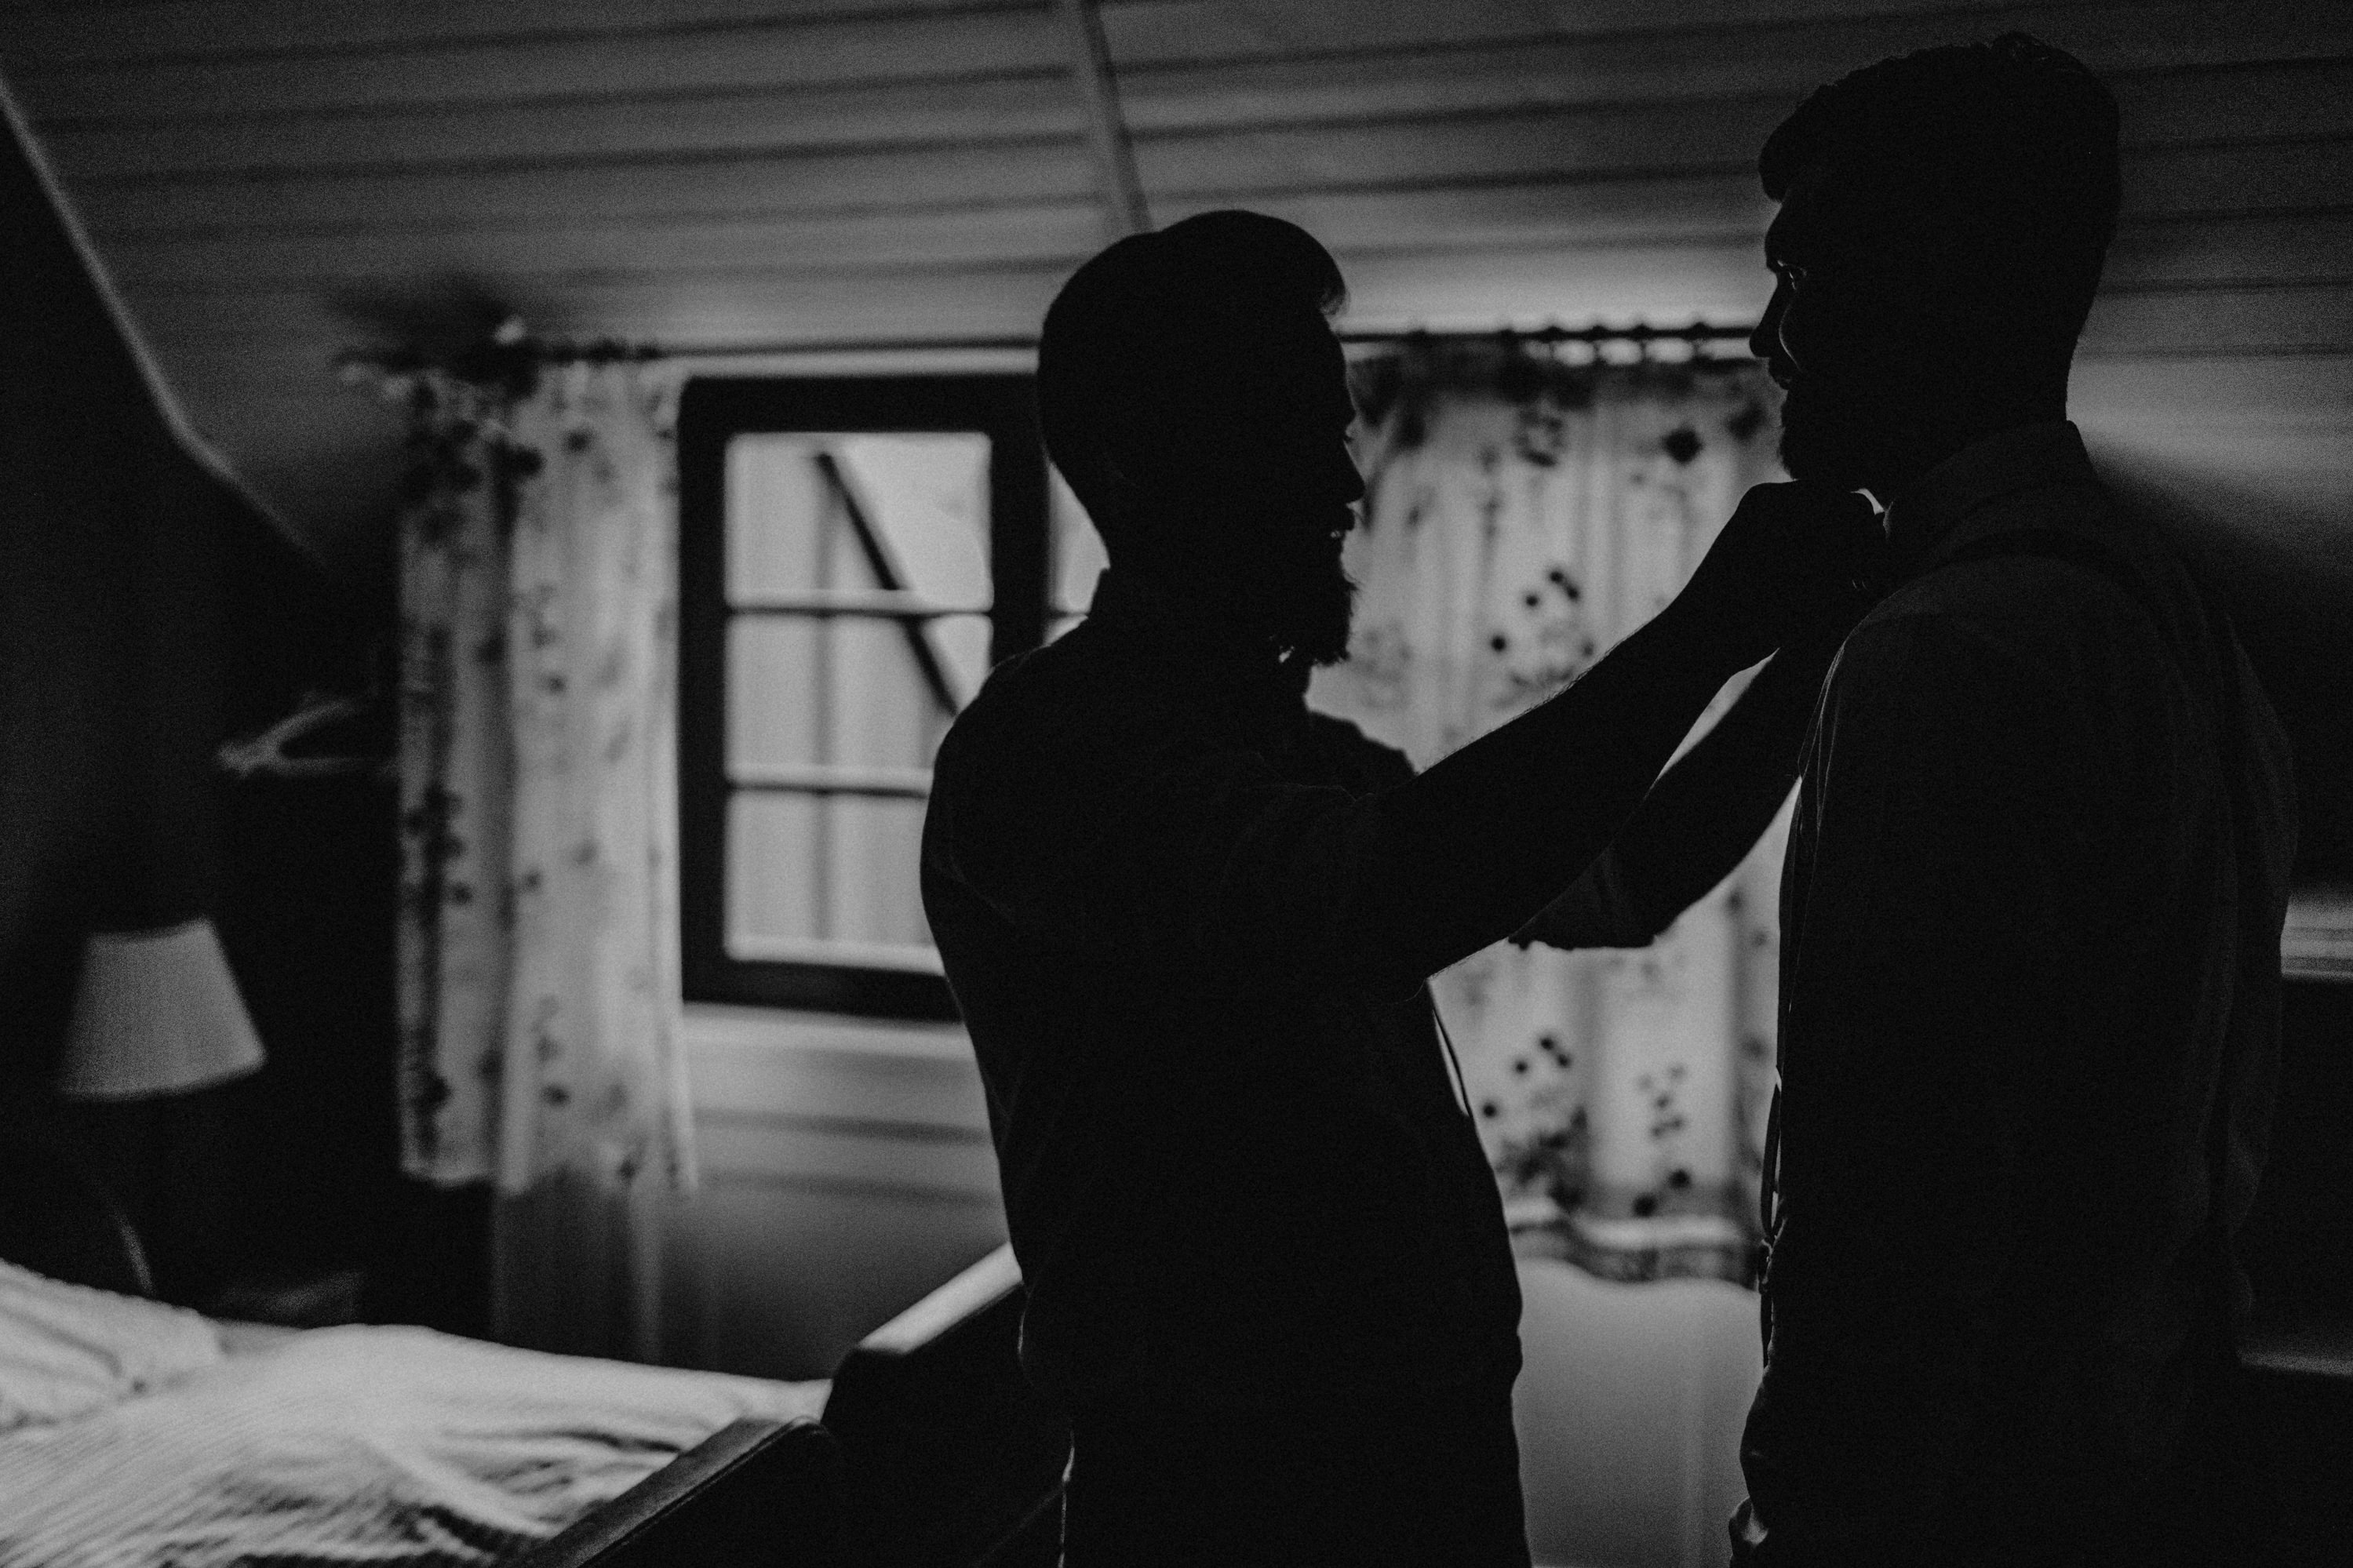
[829,618,949,769]
[727,791,821,950]
[725,588,973,773]
[727,617,819,770]
[725,792,935,969]
[727,431,992,606]
[826,796,931,948]
[929,613,993,709]
[726,435,828,601]
[835,435,992,609]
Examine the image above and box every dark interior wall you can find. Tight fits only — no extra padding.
[0,92,224,1086]
[2099,453,2353,883]
[1,100,404,1305]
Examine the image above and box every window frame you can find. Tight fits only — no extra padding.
[676,374,1049,1020]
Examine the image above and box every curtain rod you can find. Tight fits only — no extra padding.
[512,320,1758,364]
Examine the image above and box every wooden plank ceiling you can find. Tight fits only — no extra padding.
[0,0,2348,569]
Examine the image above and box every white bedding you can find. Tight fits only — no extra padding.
[0,1262,222,1431]
[0,1265,827,1568]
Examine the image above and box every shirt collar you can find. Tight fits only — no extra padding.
[1084,566,1309,696]
[1884,420,2100,577]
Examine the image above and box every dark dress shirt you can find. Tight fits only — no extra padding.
[920,569,1524,1410]
[1738,424,2299,1562]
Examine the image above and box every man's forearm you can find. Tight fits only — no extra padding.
[1356,606,1744,980]
[1619,638,1840,917]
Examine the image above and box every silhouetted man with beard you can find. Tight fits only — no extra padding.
[1729,37,2298,1567]
[921,211,1879,1566]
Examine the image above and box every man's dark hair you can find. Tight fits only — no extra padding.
[1036,210,1346,541]
[1760,32,2122,340]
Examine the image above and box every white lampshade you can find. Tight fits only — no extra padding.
[54,919,267,1099]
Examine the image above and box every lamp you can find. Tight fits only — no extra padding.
[54,919,266,1100]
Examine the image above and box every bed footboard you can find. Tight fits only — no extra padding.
[511,1417,843,1568]
[825,1245,1070,1568]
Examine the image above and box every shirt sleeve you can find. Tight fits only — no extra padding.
[1511,847,1658,950]
[932,630,1733,995]
[1741,609,2103,1554]
[1515,639,1833,953]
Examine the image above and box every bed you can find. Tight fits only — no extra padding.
[0,1120,1068,1568]
[0,1121,840,1568]
[0,1266,834,1568]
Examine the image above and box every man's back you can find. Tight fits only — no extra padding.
[1743,424,2297,1559]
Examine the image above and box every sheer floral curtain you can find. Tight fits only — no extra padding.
[390,347,694,1357]
[1312,339,1787,1285]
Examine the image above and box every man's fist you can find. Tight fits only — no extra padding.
[1658,482,1885,674]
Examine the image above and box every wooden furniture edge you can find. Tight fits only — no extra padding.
[511,1416,840,1568]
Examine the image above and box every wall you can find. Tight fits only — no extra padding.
[0,84,398,1308]
[1516,1270,1761,1568]
[665,1007,1008,1381]
[0,85,224,1084]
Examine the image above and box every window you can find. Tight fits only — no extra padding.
[678,375,1104,1019]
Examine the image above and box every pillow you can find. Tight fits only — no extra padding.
[0,1260,223,1430]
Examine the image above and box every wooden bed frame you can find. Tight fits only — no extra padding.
[824,1244,1070,1568]
[504,1239,1072,1568]
[512,1416,842,1568]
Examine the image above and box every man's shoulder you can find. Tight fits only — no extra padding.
[938,626,1112,771]
[1827,515,2198,776]
[1854,504,2173,686]
[928,633,1127,876]
[933,620,1191,814]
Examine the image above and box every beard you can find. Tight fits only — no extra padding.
[1272,548,1360,667]
[1778,374,1969,504]
[1119,489,1361,665]
[1233,509,1358,666]
[1776,381,1888,492]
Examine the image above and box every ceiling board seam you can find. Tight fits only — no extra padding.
[73,133,2353,246]
[2096,275,2353,297]
[121,275,2353,321]
[115,241,1789,297]
[1094,3,2176,81]
[72,129,1093,190]
[111,277,2353,323]
[0,2,1052,78]
[14,0,2270,103]
[109,231,1805,293]
[0,0,2162,77]
[14,69,1074,134]
[76,165,1778,245]
[2071,344,2353,361]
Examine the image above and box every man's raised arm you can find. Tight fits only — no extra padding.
[1512,618,1856,951]
[938,484,1880,989]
